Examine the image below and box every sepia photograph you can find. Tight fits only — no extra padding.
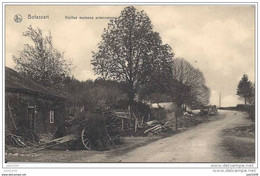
[3,3,257,169]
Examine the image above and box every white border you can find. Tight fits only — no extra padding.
[1,1,258,174]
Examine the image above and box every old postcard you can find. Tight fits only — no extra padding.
[3,3,257,174]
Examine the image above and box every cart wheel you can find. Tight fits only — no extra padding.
[81,127,91,150]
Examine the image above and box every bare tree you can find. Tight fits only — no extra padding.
[171,58,210,107]
[193,84,210,107]
[13,25,73,88]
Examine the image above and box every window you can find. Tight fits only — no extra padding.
[50,110,55,123]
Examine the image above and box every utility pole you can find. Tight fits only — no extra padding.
[219,92,221,108]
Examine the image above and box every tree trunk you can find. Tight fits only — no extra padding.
[175,105,183,131]
[128,90,135,115]
[244,97,247,106]
[128,85,136,132]
[175,113,178,131]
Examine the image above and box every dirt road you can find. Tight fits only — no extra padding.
[6,110,253,163]
[95,110,253,162]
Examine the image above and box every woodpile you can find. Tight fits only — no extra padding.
[31,134,77,153]
[110,111,175,136]
[144,120,174,135]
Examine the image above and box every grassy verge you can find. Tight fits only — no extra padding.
[221,125,255,162]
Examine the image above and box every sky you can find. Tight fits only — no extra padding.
[5,5,255,107]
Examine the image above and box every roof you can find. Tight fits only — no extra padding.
[5,67,67,100]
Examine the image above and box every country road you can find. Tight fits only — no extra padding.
[96,110,253,162]
[6,110,254,163]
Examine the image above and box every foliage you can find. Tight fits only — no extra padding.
[93,79,128,109]
[151,107,167,120]
[141,92,171,104]
[92,6,173,105]
[247,83,255,105]
[132,101,151,120]
[235,104,255,122]
[167,79,191,107]
[69,111,121,151]
[63,77,128,111]
[83,113,111,150]
[237,74,253,105]
[193,84,211,108]
[247,105,255,122]
[13,26,73,88]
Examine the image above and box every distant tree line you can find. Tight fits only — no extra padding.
[62,77,128,111]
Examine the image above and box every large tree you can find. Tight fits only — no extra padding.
[237,74,253,106]
[13,26,72,88]
[170,58,210,108]
[91,6,173,106]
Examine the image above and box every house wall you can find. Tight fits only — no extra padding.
[5,92,66,137]
[151,102,178,111]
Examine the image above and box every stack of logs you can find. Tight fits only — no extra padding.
[144,120,174,135]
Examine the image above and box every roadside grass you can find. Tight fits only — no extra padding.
[221,125,255,162]
[222,125,255,138]
[222,136,255,157]
[176,112,223,130]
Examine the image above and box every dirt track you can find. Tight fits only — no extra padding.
[6,110,253,163]
[94,110,253,162]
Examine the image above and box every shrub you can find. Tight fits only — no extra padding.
[133,101,151,120]
[246,105,255,122]
[235,104,255,122]
[66,110,121,151]
[84,113,111,150]
[151,107,167,120]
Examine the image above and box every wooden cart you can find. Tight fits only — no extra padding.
[31,111,129,152]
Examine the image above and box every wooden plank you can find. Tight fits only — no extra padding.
[114,112,131,119]
[31,141,75,153]
[144,124,162,134]
[33,134,77,148]
[7,100,17,131]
